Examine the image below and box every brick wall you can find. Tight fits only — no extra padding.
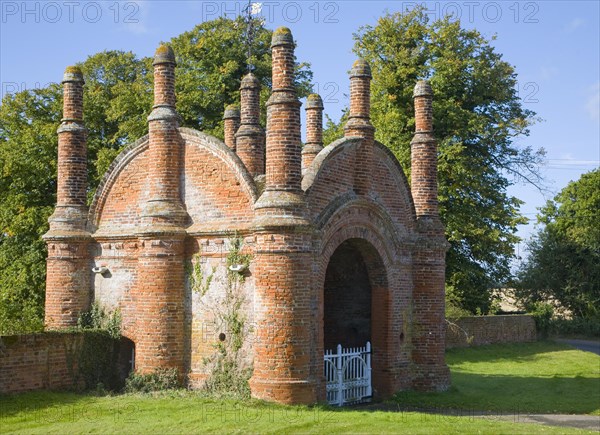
[446,315,537,348]
[0,332,127,395]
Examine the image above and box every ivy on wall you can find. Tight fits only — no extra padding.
[197,234,253,398]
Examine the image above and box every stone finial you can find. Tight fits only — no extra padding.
[305,93,324,110]
[271,26,294,47]
[224,104,241,119]
[153,44,176,65]
[413,80,433,97]
[63,65,84,84]
[223,104,240,150]
[241,72,260,89]
[350,59,372,78]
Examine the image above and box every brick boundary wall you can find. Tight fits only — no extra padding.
[1,316,535,395]
[446,315,537,348]
[0,332,126,395]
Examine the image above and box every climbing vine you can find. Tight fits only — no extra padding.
[187,248,216,296]
[200,234,253,398]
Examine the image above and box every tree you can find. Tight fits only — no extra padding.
[324,8,543,312]
[517,169,600,318]
[0,17,313,334]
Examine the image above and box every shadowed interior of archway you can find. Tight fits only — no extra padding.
[324,239,375,351]
[322,237,391,398]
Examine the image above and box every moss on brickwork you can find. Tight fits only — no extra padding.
[64,65,82,75]
[155,44,173,56]
[274,26,291,35]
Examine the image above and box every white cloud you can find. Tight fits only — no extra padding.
[564,18,584,33]
[585,82,600,122]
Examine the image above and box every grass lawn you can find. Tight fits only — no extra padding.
[1,341,598,434]
[395,341,600,415]
[0,391,590,434]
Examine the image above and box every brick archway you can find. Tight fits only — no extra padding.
[317,225,395,400]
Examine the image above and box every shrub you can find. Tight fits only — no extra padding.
[76,330,122,391]
[77,302,121,339]
[549,316,600,338]
[530,302,554,338]
[124,368,181,393]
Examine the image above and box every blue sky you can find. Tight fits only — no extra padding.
[1,0,599,258]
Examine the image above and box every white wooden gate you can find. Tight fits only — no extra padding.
[324,342,372,406]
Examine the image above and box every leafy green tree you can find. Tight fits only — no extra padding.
[517,169,600,318]
[0,17,312,334]
[324,8,543,312]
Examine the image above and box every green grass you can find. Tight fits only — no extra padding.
[394,341,600,415]
[1,341,598,434]
[0,391,589,434]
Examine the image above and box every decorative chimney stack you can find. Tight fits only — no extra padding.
[250,27,316,405]
[44,66,91,328]
[134,44,186,377]
[409,80,451,391]
[410,80,440,222]
[253,26,307,223]
[223,104,240,150]
[302,93,324,171]
[48,66,88,233]
[236,73,265,177]
[344,60,374,195]
[141,44,187,226]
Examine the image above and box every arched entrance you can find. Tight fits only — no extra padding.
[324,239,372,350]
[322,238,389,404]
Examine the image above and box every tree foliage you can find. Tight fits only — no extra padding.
[328,8,543,312]
[0,17,312,334]
[517,169,600,318]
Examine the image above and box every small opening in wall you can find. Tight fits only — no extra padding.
[399,332,405,344]
[218,333,226,342]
